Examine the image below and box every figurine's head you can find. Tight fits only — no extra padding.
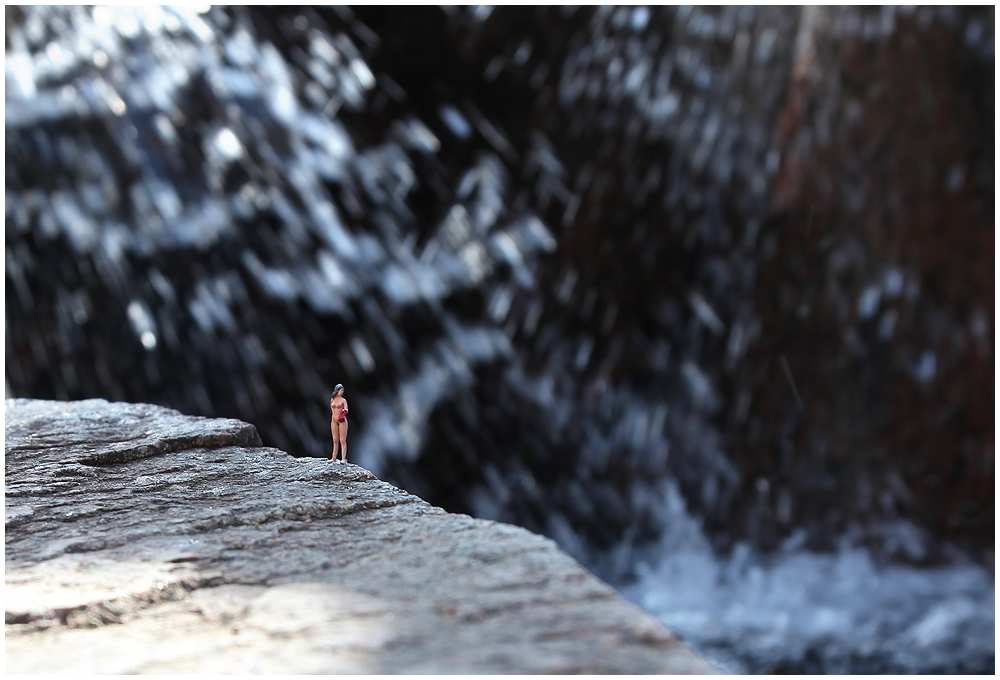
[332,384,345,399]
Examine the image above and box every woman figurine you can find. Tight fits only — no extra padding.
[330,384,349,463]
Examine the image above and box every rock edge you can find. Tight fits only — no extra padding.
[5,398,716,674]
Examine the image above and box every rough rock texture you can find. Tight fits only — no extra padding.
[5,398,716,674]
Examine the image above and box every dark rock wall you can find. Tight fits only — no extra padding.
[4,6,993,575]
[740,6,994,558]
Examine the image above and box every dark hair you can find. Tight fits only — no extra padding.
[331,384,344,398]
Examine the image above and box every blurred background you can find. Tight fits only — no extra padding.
[4,5,993,673]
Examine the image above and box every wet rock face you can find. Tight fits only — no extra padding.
[4,4,994,583]
[735,5,995,559]
[5,398,715,674]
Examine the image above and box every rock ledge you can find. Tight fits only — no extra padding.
[5,398,715,674]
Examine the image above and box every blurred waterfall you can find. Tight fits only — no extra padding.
[5,6,993,673]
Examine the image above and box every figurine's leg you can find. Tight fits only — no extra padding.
[339,421,348,462]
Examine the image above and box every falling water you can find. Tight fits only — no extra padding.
[5,6,993,673]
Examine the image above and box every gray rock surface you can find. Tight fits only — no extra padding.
[5,398,716,674]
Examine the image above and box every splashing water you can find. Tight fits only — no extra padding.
[6,6,993,673]
[618,482,994,673]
